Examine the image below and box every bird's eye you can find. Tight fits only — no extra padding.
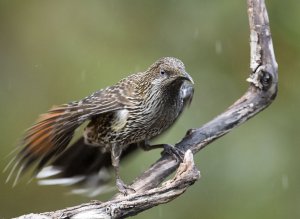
[160,70,166,76]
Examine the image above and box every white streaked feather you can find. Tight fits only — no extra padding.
[38,176,85,186]
[5,159,20,184]
[36,165,112,196]
[3,155,17,173]
[71,185,115,197]
[69,169,113,197]
[97,168,111,181]
[112,109,129,131]
[13,164,25,187]
[4,146,20,159]
[36,166,62,178]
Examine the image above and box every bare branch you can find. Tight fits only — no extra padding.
[125,0,278,194]
[15,0,278,218]
[16,150,200,219]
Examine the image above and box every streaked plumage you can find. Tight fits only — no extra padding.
[5,57,194,195]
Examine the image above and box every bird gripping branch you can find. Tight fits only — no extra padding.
[6,57,194,196]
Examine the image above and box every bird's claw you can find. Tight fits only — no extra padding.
[161,144,185,163]
[116,178,135,196]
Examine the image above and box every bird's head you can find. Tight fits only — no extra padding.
[145,57,194,91]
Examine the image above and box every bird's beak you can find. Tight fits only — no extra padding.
[181,72,194,84]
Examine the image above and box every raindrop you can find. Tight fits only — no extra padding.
[215,40,223,55]
[194,28,200,39]
[281,174,289,190]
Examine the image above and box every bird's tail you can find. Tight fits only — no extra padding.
[36,138,138,196]
[4,102,89,186]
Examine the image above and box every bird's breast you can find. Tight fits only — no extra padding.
[83,87,187,147]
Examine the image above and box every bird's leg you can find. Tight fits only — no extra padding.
[161,144,185,162]
[111,144,135,195]
[138,141,184,163]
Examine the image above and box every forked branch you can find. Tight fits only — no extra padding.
[16,0,278,218]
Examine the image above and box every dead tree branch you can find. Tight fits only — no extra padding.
[15,0,278,218]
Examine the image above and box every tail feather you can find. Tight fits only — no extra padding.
[35,138,139,196]
[5,88,127,187]
[5,103,87,184]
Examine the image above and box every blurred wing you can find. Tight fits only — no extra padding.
[36,138,139,197]
[5,88,128,185]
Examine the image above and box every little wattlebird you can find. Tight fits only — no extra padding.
[5,57,194,196]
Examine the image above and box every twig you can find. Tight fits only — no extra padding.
[15,0,278,218]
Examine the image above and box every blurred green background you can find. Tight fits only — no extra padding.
[0,0,299,218]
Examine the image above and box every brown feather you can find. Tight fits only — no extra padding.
[24,109,64,156]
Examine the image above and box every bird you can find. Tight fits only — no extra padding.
[5,57,194,196]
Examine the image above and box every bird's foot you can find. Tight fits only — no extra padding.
[161,144,185,163]
[116,178,135,196]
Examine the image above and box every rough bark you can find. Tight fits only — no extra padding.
[15,0,278,218]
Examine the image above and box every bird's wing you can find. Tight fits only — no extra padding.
[5,87,131,185]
